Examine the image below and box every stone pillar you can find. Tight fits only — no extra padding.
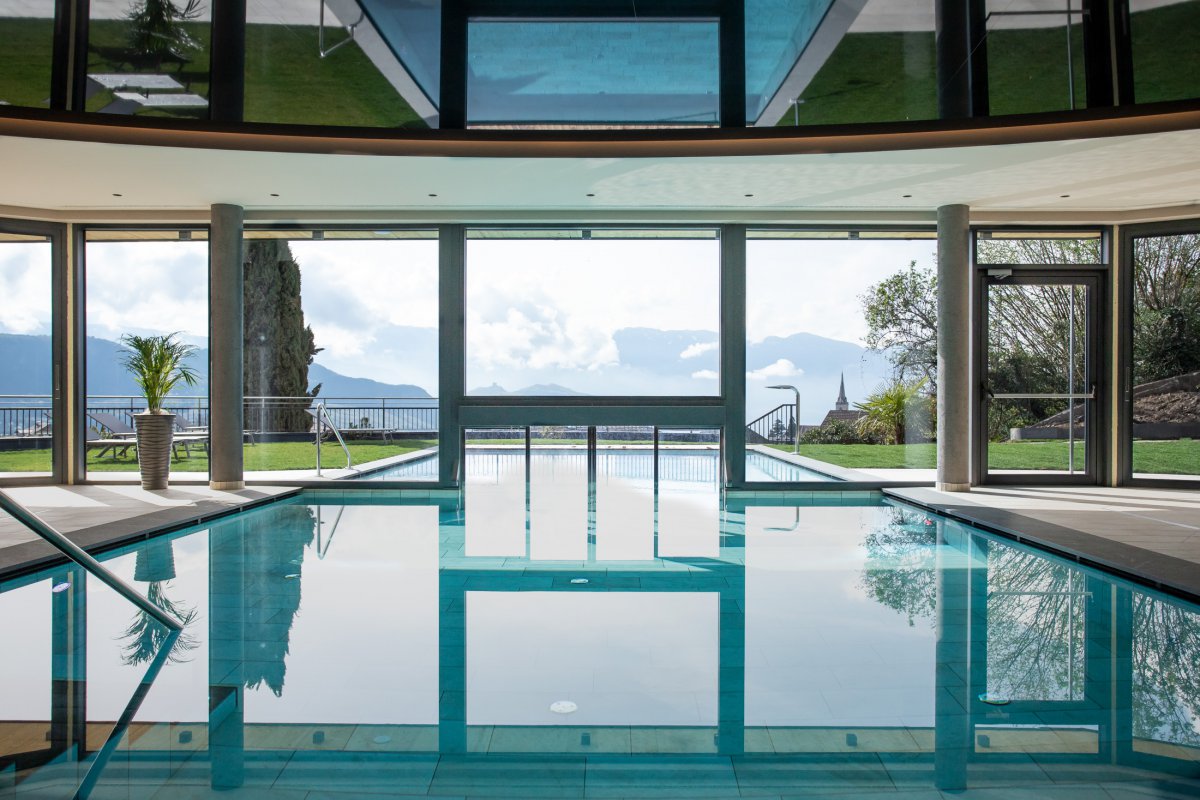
[439,225,466,487]
[209,204,245,490]
[937,204,971,492]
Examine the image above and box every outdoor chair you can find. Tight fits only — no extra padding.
[89,411,208,459]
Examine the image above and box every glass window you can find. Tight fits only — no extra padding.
[1130,231,1200,481]
[466,20,720,128]
[975,232,1103,264]
[0,232,53,477]
[466,230,720,396]
[84,230,209,477]
[244,0,432,128]
[85,0,212,119]
[243,231,439,480]
[1131,0,1200,104]
[745,234,938,478]
[985,0,1086,116]
[763,0,936,127]
[0,0,55,110]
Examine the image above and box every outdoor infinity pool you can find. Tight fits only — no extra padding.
[1,483,1198,798]
[356,447,838,482]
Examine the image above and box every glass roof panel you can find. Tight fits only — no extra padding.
[358,0,443,106]
[466,19,720,126]
[745,0,836,123]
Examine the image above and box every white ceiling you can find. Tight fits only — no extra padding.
[2,126,1199,224]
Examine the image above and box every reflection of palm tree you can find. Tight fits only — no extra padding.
[121,538,198,665]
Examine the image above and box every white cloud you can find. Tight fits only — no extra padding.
[747,359,804,381]
[691,369,719,380]
[680,341,719,359]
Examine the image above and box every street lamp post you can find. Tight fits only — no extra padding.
[767,384,801,455]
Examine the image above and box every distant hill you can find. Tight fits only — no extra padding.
[468,383,588,396]
[0,334,430,400]
[308,363,430,399]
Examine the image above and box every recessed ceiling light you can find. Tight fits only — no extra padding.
[111,193,122,197]
[586,193,595,197]
[550,700,578,714]
[269,193,279,197]
[1060,194,1071,198]
[902,194,912,198]
[428,193,438,198]
[744,193,754,198]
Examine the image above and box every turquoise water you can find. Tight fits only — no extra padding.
[2,488,1199,798]
[357,447,838,482]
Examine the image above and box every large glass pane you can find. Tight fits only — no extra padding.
[765,0,936,127]
[976,232,1103,265]
[985,0,1086,116]
[1132,593,1200,756]
[85,0,212,118]
[985,282,1090,476]
[467,20,719,128]
[0,233,53,477]
[595,425,655,561]
[0,0,54,110]
[1130,231,1200,480]
[243,231,439,480]
[85,231,209,477]
[657,428,720,558]
[243,0,432,128]
[1131,0,1200,104]
[745,235,938,479]
[466,231,719,396]
[529,426,588,561]
[464,427,527,557]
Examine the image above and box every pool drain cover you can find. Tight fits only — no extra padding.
[570,578,589,584]
[373,735,392,744]
[51,582,70,593]
[978,693,1010,706]
[550,701,578,714]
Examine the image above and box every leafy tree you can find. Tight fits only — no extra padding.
[860,261,938,383]
[125,0,204,68]
[244,240,320,433]
[855,377,932,445]
[1132,233,1200,384]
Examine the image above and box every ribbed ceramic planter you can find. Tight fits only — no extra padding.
[134,413,175,490]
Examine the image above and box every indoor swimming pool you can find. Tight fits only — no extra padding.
[356,447,838,483]
[1,485,1198,799]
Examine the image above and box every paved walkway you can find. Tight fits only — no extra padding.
[0,484,296,577]
[888,485,1200,600]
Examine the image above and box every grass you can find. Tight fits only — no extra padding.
[774,4,1198,126]
[0,19,422,127]
[771,440,1200,475]
[0,440,434,474]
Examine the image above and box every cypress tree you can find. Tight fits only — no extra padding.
[243,240,320,433]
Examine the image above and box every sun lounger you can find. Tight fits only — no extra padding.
[89,411,208,459]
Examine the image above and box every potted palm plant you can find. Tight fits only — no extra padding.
[120,333,199,489]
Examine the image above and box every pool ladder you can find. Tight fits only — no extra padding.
[313,402,354,477]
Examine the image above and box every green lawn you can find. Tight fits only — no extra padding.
[0,440,434,474]
[0,18,423,127]
[771,440,1200,475]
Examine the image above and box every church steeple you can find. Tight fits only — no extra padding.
[835,373,849,411]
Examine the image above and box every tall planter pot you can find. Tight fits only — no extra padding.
[134,413,175,490]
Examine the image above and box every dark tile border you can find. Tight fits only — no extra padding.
[885,487,1200,604]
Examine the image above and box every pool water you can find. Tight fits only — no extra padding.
[357,447,838,482]
[2,489,1198,799]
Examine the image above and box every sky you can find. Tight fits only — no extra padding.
[1,236,936,417]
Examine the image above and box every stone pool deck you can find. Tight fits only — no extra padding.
[887,485,1200,601]
[0,484,297,578]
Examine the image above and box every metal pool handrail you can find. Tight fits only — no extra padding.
[0,489,183,632]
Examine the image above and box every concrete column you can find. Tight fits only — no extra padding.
[937,205,971,492]
[439,225,466,487]
[721,225,747,488]
[209,204,245,490]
